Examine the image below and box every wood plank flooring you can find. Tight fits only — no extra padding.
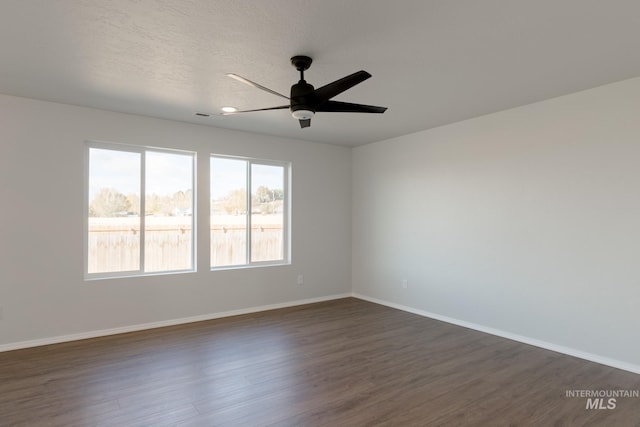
[1,298,639,426]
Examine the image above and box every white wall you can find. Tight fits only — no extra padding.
[353,77,640,370]
[0,94,352,347]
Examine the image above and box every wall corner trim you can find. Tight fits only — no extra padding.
[352,292,640,375]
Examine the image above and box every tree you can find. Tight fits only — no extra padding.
[89,188,131,217]
[255,186,273,203]
[222,189,247,214]
[145,193,161,216]
[126,193,140,215]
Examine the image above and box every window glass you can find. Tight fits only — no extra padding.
[86,143,195,278]
[145,151,194,272]
[251,163,285,262]
[88,148,141,274]
[210,157,248,267]
[211,156,289,269]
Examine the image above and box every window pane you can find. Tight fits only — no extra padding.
[88,148,141,274]
[211,158,247,267]
[144,151,194,272]
[251,164,284,262]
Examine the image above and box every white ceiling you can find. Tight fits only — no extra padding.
[2,0,640,147]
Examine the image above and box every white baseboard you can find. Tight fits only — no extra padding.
[352,292,640,375]
[5,292,639,375]
[0,293,352,353]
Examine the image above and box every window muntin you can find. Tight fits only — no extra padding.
[210,155,289,269]
[86,142,195,278]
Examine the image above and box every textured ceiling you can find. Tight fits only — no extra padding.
[2,0,640,146]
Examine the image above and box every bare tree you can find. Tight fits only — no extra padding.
[89,188,131,217]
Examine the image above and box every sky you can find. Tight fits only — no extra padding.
[89,148,284,201]
[89,148,192,199]
[211,157,284,200]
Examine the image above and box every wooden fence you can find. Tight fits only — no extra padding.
[88,217,282,273]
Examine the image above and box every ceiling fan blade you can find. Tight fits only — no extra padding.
[299,119,311,128]
[314,70,372,103]
[226,73,290,100]
[315,100,387,114]
[223,105,289,115]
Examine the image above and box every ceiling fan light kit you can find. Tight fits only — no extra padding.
[226,55,387,128]
[291,109,314,120]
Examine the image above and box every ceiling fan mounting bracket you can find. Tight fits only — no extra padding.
[291,55,313,72]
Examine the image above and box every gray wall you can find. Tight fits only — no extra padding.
[0,94,352,347]
[352,77,640,371]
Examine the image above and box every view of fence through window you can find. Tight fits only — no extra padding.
[87,145,286,276]
[210,157,286,268]
[87,146,194,275]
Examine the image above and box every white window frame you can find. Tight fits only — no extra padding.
[84,140,197,280]
[210,154,291,270]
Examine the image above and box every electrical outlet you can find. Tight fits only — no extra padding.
[297,275,304,285]
[402,279,408,289]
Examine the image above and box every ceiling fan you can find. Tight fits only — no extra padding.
[225,55,387,128]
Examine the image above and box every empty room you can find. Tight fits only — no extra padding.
[1,1,640,426]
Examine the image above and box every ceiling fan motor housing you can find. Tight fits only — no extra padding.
[290,80,316,119]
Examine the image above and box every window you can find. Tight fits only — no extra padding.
[210,155,289,268]
[85,142,195,278]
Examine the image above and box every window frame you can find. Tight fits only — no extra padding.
[84,140,197,280]
[210,154,291,270]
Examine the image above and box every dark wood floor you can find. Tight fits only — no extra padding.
[1,298,639,426]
